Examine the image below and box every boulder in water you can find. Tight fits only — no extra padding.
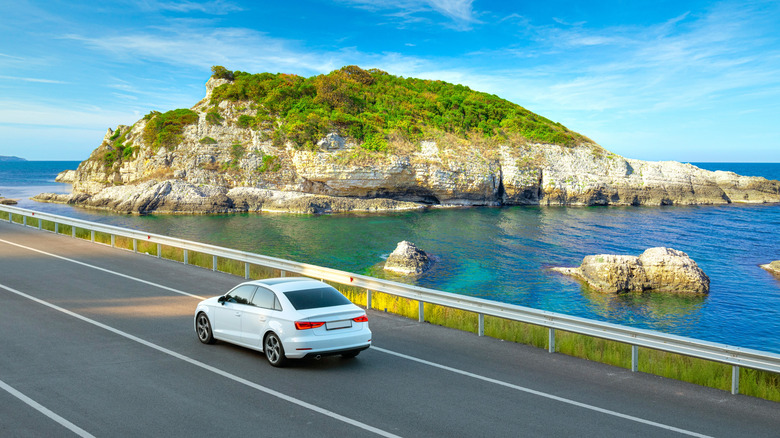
[761,261,780,276]
[384,241,433,276]
[553,247,709,294]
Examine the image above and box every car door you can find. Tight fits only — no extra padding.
[212,284,257,343]
[240,286,282,347]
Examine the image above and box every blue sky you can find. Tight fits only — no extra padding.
[1,0,779,162]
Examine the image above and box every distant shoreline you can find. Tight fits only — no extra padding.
[0,156,27,162]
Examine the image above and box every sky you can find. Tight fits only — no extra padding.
[1,0,779,162]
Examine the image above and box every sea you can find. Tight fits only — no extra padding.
[2,161,780,353]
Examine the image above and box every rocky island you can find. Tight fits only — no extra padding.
[762,261,780,276]
[552,247,710,294]
[35,66,780,214]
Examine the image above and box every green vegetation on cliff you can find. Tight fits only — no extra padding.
[209,65,587,150]
[142,109,199,151]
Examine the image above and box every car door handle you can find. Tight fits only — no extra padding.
[234,311,241,317]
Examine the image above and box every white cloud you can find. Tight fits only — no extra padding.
[0,75,67,84]
[63,25,338,76]
[135,0,242,15]
[338,0,477,29]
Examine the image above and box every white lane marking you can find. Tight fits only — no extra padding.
[0,237,205,300]
[0,233,715,437]
[0,378,96,438]
[373,347,713,438]
[0,283,401,438]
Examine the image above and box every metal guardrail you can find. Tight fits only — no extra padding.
[2,204,779,395]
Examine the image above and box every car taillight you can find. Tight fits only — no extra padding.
[352,315,368,323]
[295,321,325,330]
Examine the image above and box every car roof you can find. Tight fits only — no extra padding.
[248,277,329,293]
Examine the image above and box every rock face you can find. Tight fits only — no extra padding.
[55,170,77,183]
[553,247,710,294]
[761,261,780,276]
[34,181,425,215]
[36,73,780,214]
[384,241,433,276]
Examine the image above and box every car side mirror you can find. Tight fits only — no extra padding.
[217,296,227,304]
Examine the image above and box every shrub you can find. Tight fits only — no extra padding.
[257,154,281,173]
[122,144,136,159]
[231,143,245,162]
[142,109,199,151]
[361,133,388,152]
[199,136,218,144]
[206,111,224,125]
[211,65,234,81]
[236,115,256,129]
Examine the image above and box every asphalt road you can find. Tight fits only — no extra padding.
[1,220,778,437]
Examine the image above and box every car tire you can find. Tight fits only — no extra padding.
[264,332,287,367]
[341,350,360,359]
[196,312,216,344]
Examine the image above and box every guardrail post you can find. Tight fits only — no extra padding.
[548,328,555,353]
[91,230,95,243]
[212,255,218,272]
[23,216,27,226]
[631,345,638,372]
[418,301,424,322]
[732,366,740,395]
[38,220,42,230]
[478,314,485,337]
[183,249,188,265]
[245,263,250,279]
[133,239,137,253]
[366,289,372,310]
[54,222,58,234]
[6,213,10,223]
[156,243,161,258]
[280,270,286,277]
[72,226,76,238]
[111,234,115,247]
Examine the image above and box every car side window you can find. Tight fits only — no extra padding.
[251,287,280,310]
[226,285,256,305]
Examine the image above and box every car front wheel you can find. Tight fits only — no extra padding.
[196,313,216,344]
[264,333,287,367]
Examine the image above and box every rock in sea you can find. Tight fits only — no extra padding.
[761,261,780,276]
[552,247,710,294]
[384,241,433,276]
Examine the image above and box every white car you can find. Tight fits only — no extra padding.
[194,277,371,366]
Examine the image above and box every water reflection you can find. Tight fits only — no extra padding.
[578,285,706,331]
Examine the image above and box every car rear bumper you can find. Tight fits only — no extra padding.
[284,328,372,359]
[301,344,371,359]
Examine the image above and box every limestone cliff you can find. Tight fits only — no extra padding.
[36,67,780,214]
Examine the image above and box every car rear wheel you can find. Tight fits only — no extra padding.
[264,333,287,367]
[196,313,216,344]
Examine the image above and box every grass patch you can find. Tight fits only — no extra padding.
[114,236,134,251]
[186,250,213,270]
[161,245,184,263]
[40,220,56,232]
[93,231,112,245]
[136,240,158,256]
[216,257,244,276]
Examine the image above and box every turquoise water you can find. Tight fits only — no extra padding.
[2,161,780,353]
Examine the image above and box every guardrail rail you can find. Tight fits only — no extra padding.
[2,204,779,396]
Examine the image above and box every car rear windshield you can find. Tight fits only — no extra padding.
[283,287,352,310]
